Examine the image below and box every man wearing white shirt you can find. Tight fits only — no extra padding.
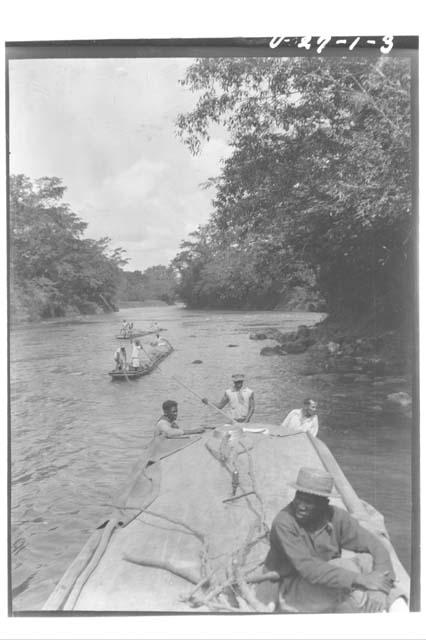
[281,398,319,437]
[202,373,255,423]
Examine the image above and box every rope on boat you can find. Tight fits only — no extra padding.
[238,440,269,534]
[118,494,275,612]
[136,508,206,544]
[184,433,272,611]
[123,555,200,585]
[115,457,271,612]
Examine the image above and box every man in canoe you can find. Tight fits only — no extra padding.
[280,398,319,437]
[130,339,150,370]
[120,319,130,337]
[156,400,205,438]
[259,467,407,613]
[113,346,127,371]
[201,373,255,423]
[151,333,170,348]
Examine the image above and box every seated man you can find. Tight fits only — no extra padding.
[201,373,255,423]
[281,398,319,437]
[156,400,204,439]
[259,467,407,613]
[151,333,169,348]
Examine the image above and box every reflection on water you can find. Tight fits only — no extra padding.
[10,306,412,610]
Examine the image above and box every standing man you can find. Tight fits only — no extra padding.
[202,374,255,423]
[113,346,127,371]
[130,339,150,370]
[156,400,205,438]
[258,467,407,613]
[120,319,129,337]
[281,398,319,437]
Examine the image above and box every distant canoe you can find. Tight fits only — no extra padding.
[109,342,173,380]
[115,328,167,340]
[43,427,409,612]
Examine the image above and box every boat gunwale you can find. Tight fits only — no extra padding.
[42,430,410,612]
[108,344,174,380]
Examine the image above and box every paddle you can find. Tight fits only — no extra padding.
[138,341,156,367]
[122,361,130,383]
[154,369,297,434]
[120,348,130,382]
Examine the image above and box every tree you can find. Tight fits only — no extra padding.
[117,265,178,304]
[175,56,413,320]
[10,174,127,320]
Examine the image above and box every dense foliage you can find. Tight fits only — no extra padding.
[10,174,127,321]
[174,56,414,322]
[117,265,178,305]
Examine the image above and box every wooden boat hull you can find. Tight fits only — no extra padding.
[109,343,173,380]
[43,428,410,612]
[115,328,166,340]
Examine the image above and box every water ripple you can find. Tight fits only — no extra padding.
[10,306,412,611]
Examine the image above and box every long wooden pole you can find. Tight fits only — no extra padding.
[307,432,410,601]
[154,363,236,424]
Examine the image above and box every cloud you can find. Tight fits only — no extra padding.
[9,57,231,270]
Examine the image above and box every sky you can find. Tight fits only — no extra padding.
[9,57,231,271]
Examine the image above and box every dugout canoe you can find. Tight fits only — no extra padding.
[109,341,173,380]
[43,426,410,612]
[115,327,167,340]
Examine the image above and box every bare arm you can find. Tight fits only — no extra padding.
[157,419,185,438]
[309,416,319,437]
[182,427,205,435]
[202,393,229,409]
[245,393,255,422]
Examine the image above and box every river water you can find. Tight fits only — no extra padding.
[10,305,412,611]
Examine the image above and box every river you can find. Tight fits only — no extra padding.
[10,305,412,611]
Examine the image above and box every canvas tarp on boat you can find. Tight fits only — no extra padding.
[43,428,410,612]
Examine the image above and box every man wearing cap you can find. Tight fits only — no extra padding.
[260,467,406,613]
[202,374,255,423]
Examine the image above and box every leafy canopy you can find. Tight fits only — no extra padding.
[174,56,413,319]
[10,174,127,319]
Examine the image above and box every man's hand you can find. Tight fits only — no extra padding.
[355,571,394,593]
[364,590,388,613]
[201,397,209,405]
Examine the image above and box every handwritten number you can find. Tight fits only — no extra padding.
[269,37,285,49]
[268,35,394,53]
[317,36,331,53]
[297,36,312,50]
[349,37,360,51]
[380,36,394,54]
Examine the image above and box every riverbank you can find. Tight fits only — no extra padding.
[10,304,113,327]
[10,299,176,327]
[250,315,414,416]
[117,299,170,308]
